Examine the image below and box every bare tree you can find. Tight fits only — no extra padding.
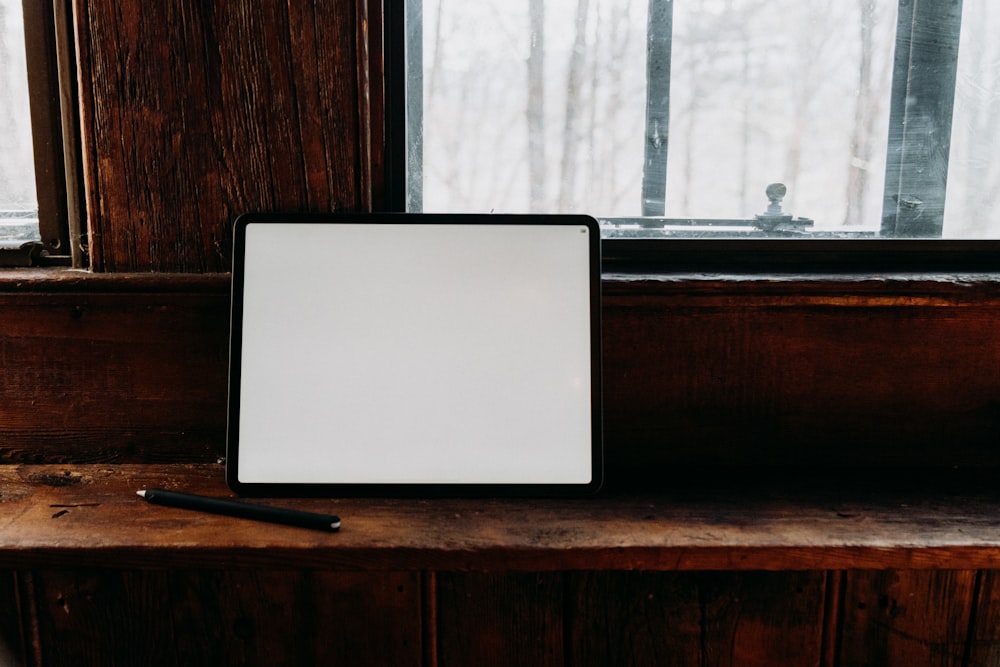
[844,0,881,226]
[671,0,714,214]
[557,0,590,211]
[586,0,643,214]
[783,0,839,216]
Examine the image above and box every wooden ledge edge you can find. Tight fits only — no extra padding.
[0,269,231,294]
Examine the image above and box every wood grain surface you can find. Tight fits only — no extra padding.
[3,273,1000,471]
[74,1,376,272]
[15,566,1000,666]
[24,569,421,666]
[3,464,1000,572]
[566,571,827,667]
[838,570,977,667]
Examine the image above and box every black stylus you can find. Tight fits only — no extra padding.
[137,489,340,532]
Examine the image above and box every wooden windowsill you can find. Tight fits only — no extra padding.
[3,464,1000,572]
[2,267,1000,296]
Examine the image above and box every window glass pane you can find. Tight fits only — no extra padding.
[417,0,651,216]
[943,0,1000,238]
[413,0,896,234]
[0,0,40,244]
[667,0,894,231]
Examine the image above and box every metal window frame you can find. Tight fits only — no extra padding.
[640,0,672,218]
[880,0,964,238]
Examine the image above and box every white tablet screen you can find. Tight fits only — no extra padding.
[228,215,601,494]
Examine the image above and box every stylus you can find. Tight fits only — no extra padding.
[136,489,341,532]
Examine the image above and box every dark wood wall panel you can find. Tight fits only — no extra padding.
[567,571,828,667]
[968,570,1000,665]
[0,572,25,667]
[435,573,565,666]
[23,569,421,666]
[4,277,1000,469]
[26,568,1000,666]
[603,289,1000,470]
[0,289,229,463]
[74,1,376,272]
[13,567,1000,666]
[838,570,976,667]
[432,571,829,666]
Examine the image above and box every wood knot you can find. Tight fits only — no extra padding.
[30,471,85,487]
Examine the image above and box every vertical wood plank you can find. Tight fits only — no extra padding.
[965,570,1000,666]
[567,571,700,666]
[820,570,845,667]
[838,570,975,667]
[436,572,564,667]
[307,570,423,663]
[0,571,26,667]
[28,569,421,666]
[567,571,826,667]
[700,571,826,667]
[74,0,375,272]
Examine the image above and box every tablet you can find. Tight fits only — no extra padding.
[227,213,602,496]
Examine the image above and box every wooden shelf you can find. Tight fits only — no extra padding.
[3,464,1000,572]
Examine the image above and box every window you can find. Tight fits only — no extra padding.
[392,0,1000,240]
[0,0,78,266]
[0,0,36,244]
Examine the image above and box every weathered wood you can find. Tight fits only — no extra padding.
[0,289,229,463]
[0,269,229,293]
[568,571,701,667]
[966,571,1000,666]
[436,573,564,666]
[4,465,1000,572]
[3,273,1000,468]
[74,1,378,272]
[567,571,826,666]
[838,570,976,667]
[0,571,25,667]
[603,279,1000,470]
[24,569,420,666]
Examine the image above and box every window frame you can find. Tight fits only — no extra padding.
[387,0,995,252]
[880,0,963,238]
[1,0,81,267]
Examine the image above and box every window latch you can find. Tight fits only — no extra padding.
[753,183,813,233]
